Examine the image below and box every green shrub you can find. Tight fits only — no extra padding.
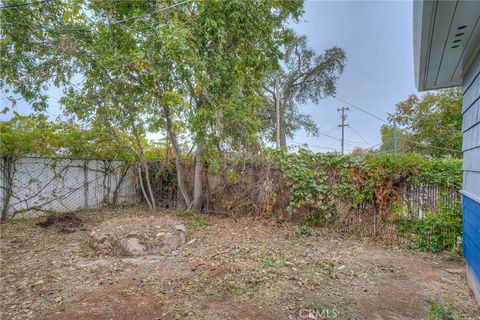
[394,203,462,253]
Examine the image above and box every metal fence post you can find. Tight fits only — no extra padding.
[1,156,13,221]
[84,159,89,210]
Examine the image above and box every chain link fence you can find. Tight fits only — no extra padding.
[0,155,140,220]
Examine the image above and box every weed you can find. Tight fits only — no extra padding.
[199,275,209,285]
[294,225,320,238]
[3,217,30,225]
[255,258,276,270]
[194,216,209,227]
[426,298,454,320]
[116,288,130,296]
[175,208,191,218]
[206,289,218,297]
[167,305,189,320]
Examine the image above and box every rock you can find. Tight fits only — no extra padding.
[126,232,139,238]
[186,239,197,245]
[444,268,464,274]
[89,232,113,252]
[175,224,186,232]
[176,224,186,244]
[77,258,111,268]
[33,280,44,286]
[122,256,163,265]
[120,238,146,256]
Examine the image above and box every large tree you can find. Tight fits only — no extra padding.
[379,88,462,157]
[1,0,304,211]
[262,34,346,147]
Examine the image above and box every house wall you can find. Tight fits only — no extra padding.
[462,51,480,304]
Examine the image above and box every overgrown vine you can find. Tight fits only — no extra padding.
[269,149,462,252]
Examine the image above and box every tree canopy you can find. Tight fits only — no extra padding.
[379,88,462,158]
[0,0,305,210]
[261,33,346,146]
[0,112,157,161]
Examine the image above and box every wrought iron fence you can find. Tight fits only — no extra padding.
[399,181,461,220]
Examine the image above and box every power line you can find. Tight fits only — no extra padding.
[291,141,341,152]
[372,149,394,155]
[0,1,194,115]
[348,126,372,146]
[397,137,460,152]
[364,137,394,151]
[343,140,371,148]
[110,0,193,25]
[363,136,459,153]
[317,130,339,142]
[292,142,337,151]
[315,129,369,147]
[0,0,53,9]
[344,140,362,148]
[334,96,388,123]
[323,125,338,134]
[345,138,372,145]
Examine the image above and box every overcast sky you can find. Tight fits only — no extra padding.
[1,0,420,153]
[290,0,419,152]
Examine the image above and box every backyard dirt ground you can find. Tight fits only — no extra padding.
[1,207,479,320]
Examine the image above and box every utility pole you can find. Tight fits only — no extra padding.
[337,106,349,154]
[393,113,398,159]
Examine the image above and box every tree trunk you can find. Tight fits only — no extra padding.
[274,72,281,148]
[137,163,153,210]
[142,159,156,210]
[173,148,191,208]
[112,164,129,205]
[106,131,153,209]
[162,105,191,207]
[192,141,206,211]
[279,102,287,147]
[132,130,156,211]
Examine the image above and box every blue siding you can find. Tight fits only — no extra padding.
[462,51,480,301]
[463,195,480,293]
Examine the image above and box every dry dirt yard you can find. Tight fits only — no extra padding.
[1,208,479,320]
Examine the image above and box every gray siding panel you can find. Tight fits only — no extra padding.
[462,124,480,151]
[463,51,480,199]
[464,171,480,198]
[464,51,480,95]
[462,99,480,132]
[463,147,480,172]
[463,71,480,113]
